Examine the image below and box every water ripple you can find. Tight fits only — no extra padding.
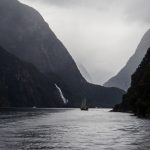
[0,109,150,150]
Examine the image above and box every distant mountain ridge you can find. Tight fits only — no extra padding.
[78,64,92,83]
[104,29,150,91]
[0,0,124,107]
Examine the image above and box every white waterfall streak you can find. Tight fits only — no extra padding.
[55,84,68,104]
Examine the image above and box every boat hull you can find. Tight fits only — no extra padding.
[80,107,88,111]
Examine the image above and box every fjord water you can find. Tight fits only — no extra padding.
[0,109,150,150]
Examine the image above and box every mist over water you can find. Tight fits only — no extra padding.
[0,109,150,150]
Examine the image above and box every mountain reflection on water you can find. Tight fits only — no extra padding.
[0,108,150,150]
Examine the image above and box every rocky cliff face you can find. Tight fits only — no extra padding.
[114,48,150,117]
[0,0,124,107]
[104,29,150,91]
[0,46,63,107]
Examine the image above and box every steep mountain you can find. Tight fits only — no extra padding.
[104,29,150,91]
[0,0,124,107]
[0,46,63,108]
[113,48,150,117]
[0,0,85,103]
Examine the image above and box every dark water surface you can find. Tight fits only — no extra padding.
[0,108,150,150]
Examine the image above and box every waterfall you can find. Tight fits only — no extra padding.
[55,84,68,104]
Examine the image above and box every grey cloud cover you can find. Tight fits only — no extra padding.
[125,0,150,23]
[39,0,150,23]
[19,0,150,84]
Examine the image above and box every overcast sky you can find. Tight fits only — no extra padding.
[19,0,150,85]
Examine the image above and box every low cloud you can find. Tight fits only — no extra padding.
[19,0,150,84]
